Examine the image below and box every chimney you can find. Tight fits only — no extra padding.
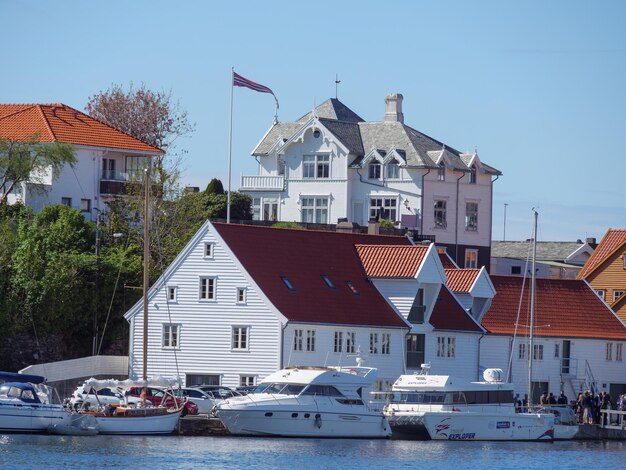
[336,218,358,233]
[368,218,380,235]
[586,237,597,247]
[384,93,404,123]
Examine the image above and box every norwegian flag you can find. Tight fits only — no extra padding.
[233,71,275,96]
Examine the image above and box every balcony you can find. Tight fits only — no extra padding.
[100,169,143,195]
[240,175,284,192]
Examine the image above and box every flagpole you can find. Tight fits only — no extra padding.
[227,67,234,224]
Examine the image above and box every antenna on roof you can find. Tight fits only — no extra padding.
[335,74,341,99]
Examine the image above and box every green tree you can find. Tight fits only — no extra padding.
[0,137,76,205]
[205,178,224,195]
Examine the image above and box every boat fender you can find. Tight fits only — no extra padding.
[315,413,322,429]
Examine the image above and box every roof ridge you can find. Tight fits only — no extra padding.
[37,104,57,142]
[212,222,406,239]
[0,104,39,123]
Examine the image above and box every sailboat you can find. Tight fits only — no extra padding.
[76,167,183,434]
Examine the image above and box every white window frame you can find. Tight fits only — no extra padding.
[236,287,247,304]
[437,163,445,181]
[465,202,478,232]
[596,290,605,300]
[368,161,381,180]
[80,198,91,212]
[613,291,624,302]
[617,343,623,362]
[204,242,214,259]
[468,166,476,184]
[518,343,526,359]
[240,375,256,386]
[167,285,177,303]
[436,336,456,358]
[554,343,560,358]
[533,344,544,361]
[303,154,330,179]
[163,323,180,349]
[381,333,390,355]
[293,329,303,351]
[252,197,261,221]
[306,330,316,352]
[606,342,613,361]
[232,326,250,351]
[369,333,379,354]
[301,196,329,224]
[447,337,456,358]
[465,249,478,269]
[199,276,216,301]
[386,161,400,179]
[346,331,356,354]
[334,331,343,353]
[434,200,447,229]
[369,197,398,222]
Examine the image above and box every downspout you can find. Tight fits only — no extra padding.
[420,169,431,236]
[477,333,485,381]
[489,175,500,272]
[280,322,288,370]
[455,172,465,265]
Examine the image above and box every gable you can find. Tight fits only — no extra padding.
[429,286,484,333]
[578,229,626,279]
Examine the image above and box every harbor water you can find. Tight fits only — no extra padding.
[1,435,625,469]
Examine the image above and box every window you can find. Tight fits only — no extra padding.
[237,287,247,304]
[293,329,303,351]
[346,281,359,295]
[199,277,216,300]
[186,374,220,387]
[468,166,476,184]
[436,336,456,358]
[204,242,214,259]
[334,331,343,353]
[80,199,91,212]
[232,326,249,350]
[406,334,425,368]
[369,333,379,354]
[617,343,623,362]
[281,276,296,292]
[301,197,329,224]
[102,158,116,179]
[369,197,397,222]
[240,376,256,387]
[623,254,626,269]
[252,198,261,221]
[554,343,560,358]
[437,163,445,181]
[606,342,613,361]
[303,155,329,179]
[61,197,72,207]
[322,275,335,289]
[614,291,624,302]
[126,155,149,180]
[408,289,425,324]
[346,332,356,354]
[533,344,544,361]
[263,200,279,221]
[167,286,177,303]
[386,161,400,179]
[381,333,390,355]
[518,343,526,359]
[465,249,478,269]
[306,330,316,352]
[278,159,286,176]
[596,290,605,300]
[465,202,478,231]
[511,266,522,275]
[434,200,447,228]
[368,162,381,179]
[163,324,179,348]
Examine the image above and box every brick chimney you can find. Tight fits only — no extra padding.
[384,93,404,123]
[368,219,380,235]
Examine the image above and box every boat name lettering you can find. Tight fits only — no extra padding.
[496,421,511,429]
[448,433,476,440]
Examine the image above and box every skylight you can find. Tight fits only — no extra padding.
[322,275,335,289]
[281,276,296,292]
[346,281,359,295]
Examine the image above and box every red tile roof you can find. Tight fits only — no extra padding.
[430,286,484,332]
[482,275,626,340]
[438,251,458,269]
[212,223,410,327]
[356,245,429,278]
[445,268,480,293]
[0,104,163,154]
[578,229,626,279]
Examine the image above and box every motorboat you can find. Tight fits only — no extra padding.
[0,371,73,433]
[216,359,391,438]
[383,365,570,441]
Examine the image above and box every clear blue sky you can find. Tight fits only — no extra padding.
[3,0,625,242]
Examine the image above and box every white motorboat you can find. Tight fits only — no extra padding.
[0,371,73,433]
[216,359,391,438]
[384,366,562,441]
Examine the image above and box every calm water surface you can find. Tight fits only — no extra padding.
[1,435,625,469]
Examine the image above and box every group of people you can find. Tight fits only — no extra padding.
[573,390,614,425]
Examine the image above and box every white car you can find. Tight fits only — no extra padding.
[173,387,219,414]
[69,384,140,410]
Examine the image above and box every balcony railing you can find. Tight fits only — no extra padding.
[101,169,144,182]
[240,175,284,191]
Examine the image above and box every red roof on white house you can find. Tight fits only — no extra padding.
[0,104,163,154]
[482,275,626,340]
[356,244,429,278]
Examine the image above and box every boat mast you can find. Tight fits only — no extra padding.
[527,209,538,407]
[142,167,150,381]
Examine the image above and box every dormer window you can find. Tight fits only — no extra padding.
[386,161,400,179]
[368,162,381,180]
[468,166,476,184]
[437,163,445,181]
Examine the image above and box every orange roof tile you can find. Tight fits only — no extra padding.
[578,229,626,279]
[445,268,480,293]
[356,245,429,278]
[482,275,626,340]
[0,104,163,154]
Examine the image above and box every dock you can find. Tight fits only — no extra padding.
[177,415,229,436]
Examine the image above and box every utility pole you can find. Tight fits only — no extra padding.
[503,203,509,241]
[93,212,100,356]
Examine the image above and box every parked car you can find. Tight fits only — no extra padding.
[69,384,141,410]
[127,386,199,416]
[173,387,218,414]
[196,385,242,401]
[235,384,268,395]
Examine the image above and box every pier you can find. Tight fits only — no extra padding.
[177,415,229,436]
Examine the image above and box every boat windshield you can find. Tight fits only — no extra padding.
[262,383,306,395]
[391,392,445,404]
[301,385,344,397]
[390,390,513,405]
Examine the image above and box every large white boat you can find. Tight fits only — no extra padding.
[216,360,391,438]
[0,371,73,433]
[383,365,576,441]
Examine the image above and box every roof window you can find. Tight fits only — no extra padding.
[281,276,296,292]
[322,275,335,289]
[346,281,359,295]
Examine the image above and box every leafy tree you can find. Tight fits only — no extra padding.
[0,137,76,205]
[205,178,224,195]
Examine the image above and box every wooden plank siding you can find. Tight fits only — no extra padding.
[585,249,626,323]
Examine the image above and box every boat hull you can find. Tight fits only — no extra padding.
[218,407,391,438]
[91,409,181,435]
[422,412,556,441]
[386,413,429,440]
[0,402,72,433]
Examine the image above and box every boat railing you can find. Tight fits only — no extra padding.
[600,409,626,429]
[522,404,577,424]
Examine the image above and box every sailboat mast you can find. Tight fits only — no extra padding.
[142,167,150,381]
[527,209,538,407]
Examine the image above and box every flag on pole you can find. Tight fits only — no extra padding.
[233,71,275,96]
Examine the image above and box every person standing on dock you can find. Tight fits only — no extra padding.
[557,391,568,405]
